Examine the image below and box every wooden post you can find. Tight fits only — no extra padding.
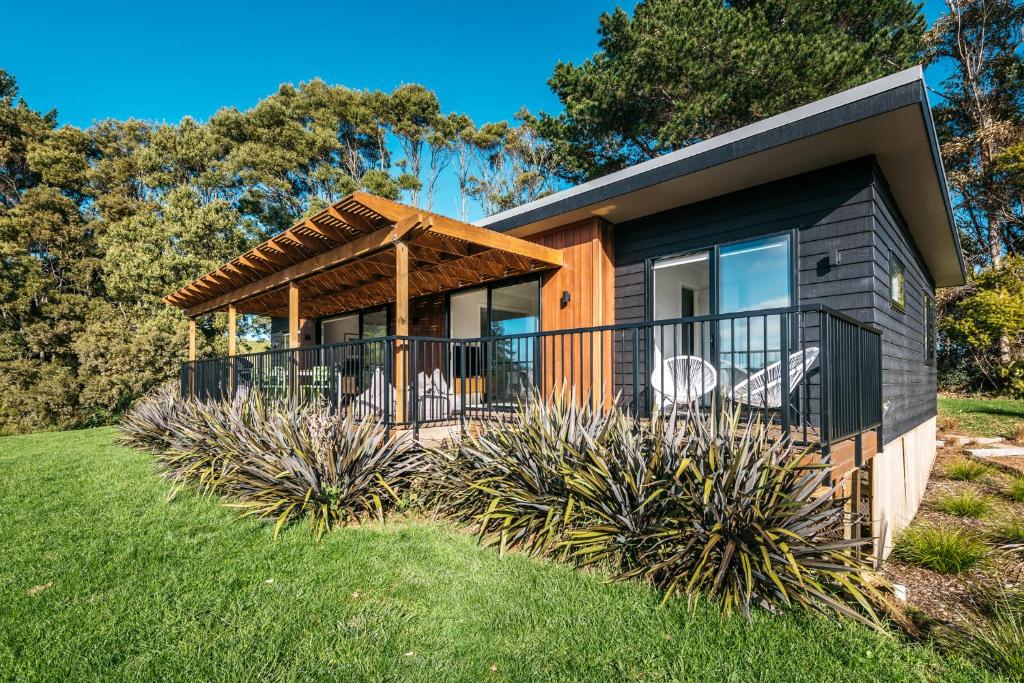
[288,283,300,405]
[227,304,237,395]
[288,283,300,349]
[395,241,409,424]
[188,317,196,396]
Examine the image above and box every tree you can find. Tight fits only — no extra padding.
[928,0,1024,383]
[941,255,1024,395]
[537,0,926,182]
[927,0,1024,270]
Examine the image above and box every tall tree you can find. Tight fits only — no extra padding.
[538,0,926,182]
[927,0,1024,270]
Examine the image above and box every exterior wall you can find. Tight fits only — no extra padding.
[869,168,938,444]
[612,157,937,447]
[529,218,615,331]
[872,417,938,559]
[528,217,616,400]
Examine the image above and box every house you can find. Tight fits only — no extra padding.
[164,66,964,558]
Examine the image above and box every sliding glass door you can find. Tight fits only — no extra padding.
[650,233,793,401]
[449,278,540,408]
[717,234,791,380]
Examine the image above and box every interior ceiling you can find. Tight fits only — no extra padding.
[503,105,964,287]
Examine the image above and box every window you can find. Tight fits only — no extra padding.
[890,256,906,311]
[650,233,793,376]
[924,294,936,363]
[718,234,792,314]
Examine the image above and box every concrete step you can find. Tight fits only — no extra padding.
[948,435,1005,446]
[967,446,1024,458]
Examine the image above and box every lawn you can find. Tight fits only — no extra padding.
[0,429,993,682]
[938,395,1024,439]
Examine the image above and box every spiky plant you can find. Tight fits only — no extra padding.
[117,382,185,453]
[223,404,417,538]
[565,405,881,627]
[1006,475,1024,503]
[939,585,1024,681]
[943,458,991,482]
[934,489,992,518]
[425,389,612,556]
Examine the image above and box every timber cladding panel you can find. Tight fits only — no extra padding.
[528,218,615,331]
[612,157,938,446]
[528,218,616,401]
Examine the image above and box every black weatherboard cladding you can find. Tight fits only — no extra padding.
[613,157,936,446]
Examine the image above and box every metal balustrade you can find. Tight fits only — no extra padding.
[179,304,882,451]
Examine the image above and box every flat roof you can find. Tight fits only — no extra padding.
[478,66,966,287]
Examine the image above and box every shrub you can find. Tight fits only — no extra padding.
[118,382,184,453]
[988,519,1024,552]
[224,404,417,538]
[1006,475,1024,503]
[939,586,1024,681]
[564,407,880,626]
[943,458,991,482]
[934,489,992,518]
[119,391,417,536]
[937,415,960,434]
[425,390,612,556]
[893,525,988,573]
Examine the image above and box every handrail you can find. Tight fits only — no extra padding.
[184,304,881,366]
[179,306,883,454]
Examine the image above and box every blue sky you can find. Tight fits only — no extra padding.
[5,0,952,219]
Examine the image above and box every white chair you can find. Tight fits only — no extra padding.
[731,347,820,409]
[651,353,718,409]
[354,367,395,416]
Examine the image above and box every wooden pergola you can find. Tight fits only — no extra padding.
[164,191,563,419]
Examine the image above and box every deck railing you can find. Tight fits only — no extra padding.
[179,304,882,452]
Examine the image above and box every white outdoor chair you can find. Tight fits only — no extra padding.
[651,354,718,409]
[354,367,395,416]
[731,347,820,409]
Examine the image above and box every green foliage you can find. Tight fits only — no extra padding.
[425,391,611,556]
[941,257,1024,396]
[934,489,993,518]
[987,518,1024,548]
[928,0,1024,270]
[537,0,925,181]
[938,586,1024,681]
[893,525,989,573]
[224,402,417,538]
[118,391,417,536]
[1006,475,1024,503]
[944,458,992,481]
[428,398,880,626]
[564,407,880,627]
[0,69,553,435]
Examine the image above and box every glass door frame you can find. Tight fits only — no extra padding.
[445,274,543,409]
[644,229,798,410]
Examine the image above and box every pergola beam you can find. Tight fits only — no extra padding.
[184,215,424,317]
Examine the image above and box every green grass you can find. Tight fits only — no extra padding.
[988,519,1024,546]
[934,489,993,518]
[1006,476,1024,503]
[0,429,992,682]
[943,459,992,482]
[938,396,1024,439]
[893,525,989,574]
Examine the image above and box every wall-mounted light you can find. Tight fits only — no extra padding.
[560,290,571,308]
